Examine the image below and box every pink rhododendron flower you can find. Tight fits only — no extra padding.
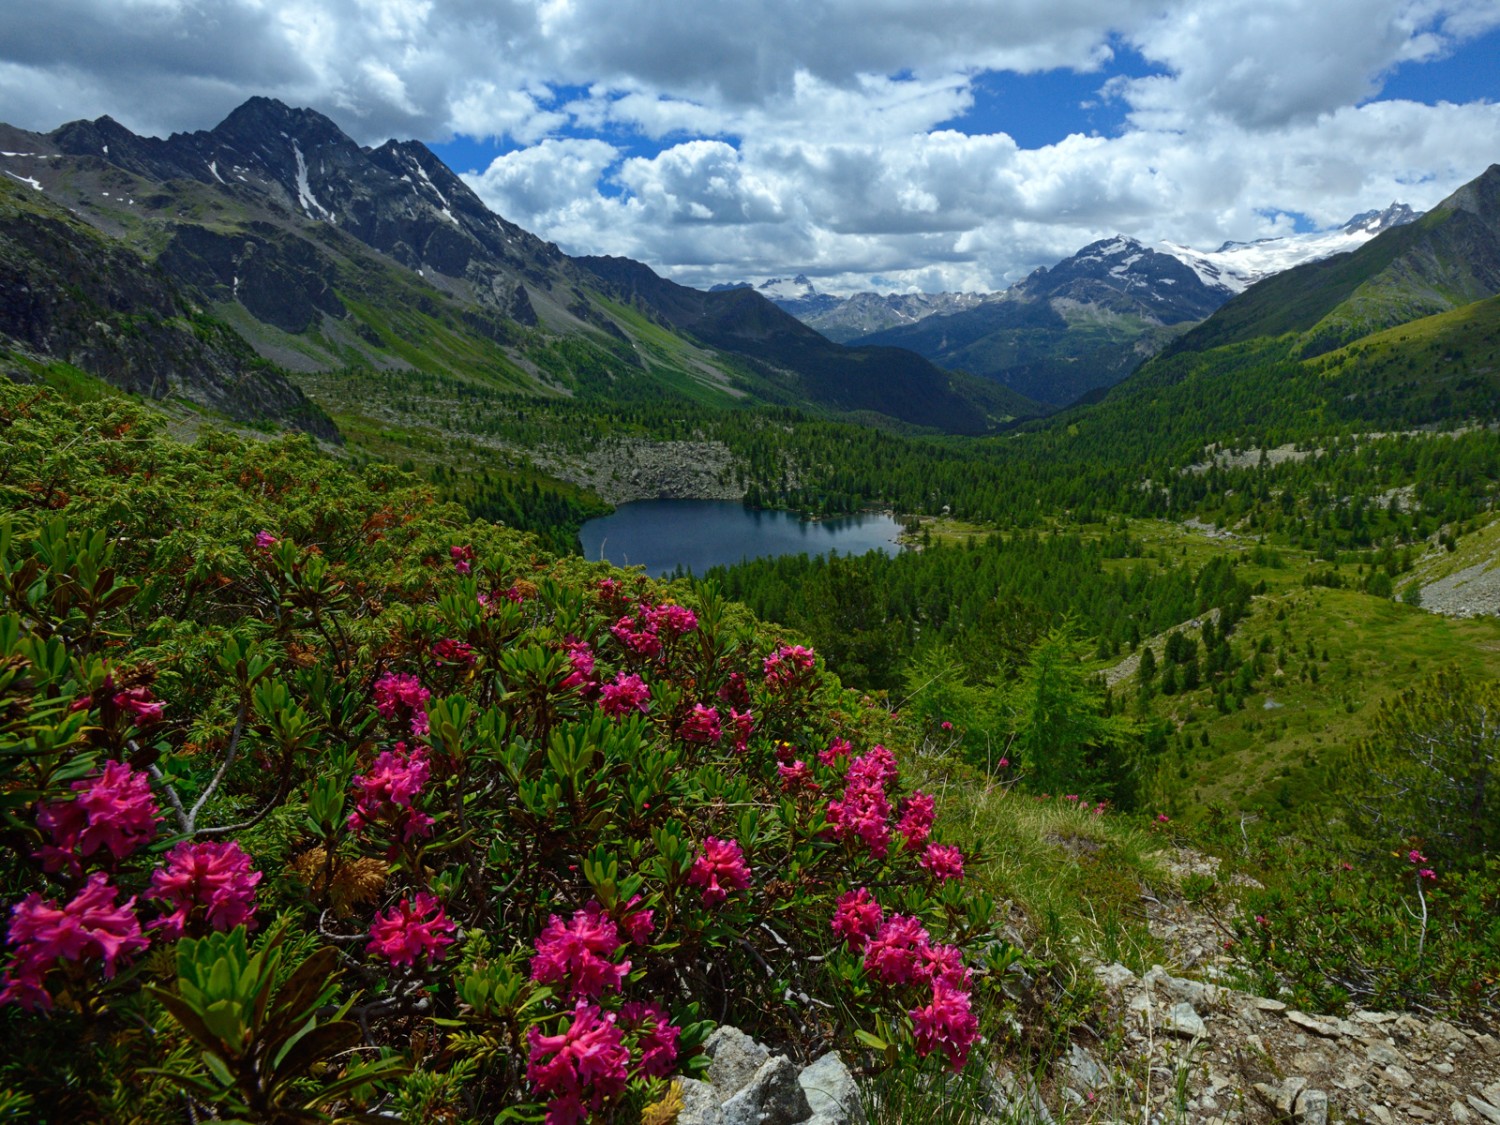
[527,1001,630,1125]
[728,707,755,752]
[1418,868,1436,881]
[717,671,750,709]
[763,643,816,690]
[920,843,965,882]
[348,742,434,843]
[449,544,475,574]
[687,837,751,905]
[863,914,930,986]
[253,530,278,549]
[112,685,165,725]
[1155,812,1170,823]
[34,759,159,874]
[677,704,722,744]
[1,873,149,1011]
[1407,849,1427,864]
[367,892,456,968]
[778,759,818,794]
[432,638,476,665]
[599,673,651,717]
[651,604,698,635]
[830,888,884,951]
[530,904,630,998]
[620,1000,680,1078]
[910,980,980,1071]
[896,791,936,850]
[618,895,655,945]
[847,744,899,789]
[149,840,261,939]
[609,614,661,658]
[560,639,597,695]
[940,720,953,732]
[818,737,853,767]
[374,672,430,719]
[916,942,971,988]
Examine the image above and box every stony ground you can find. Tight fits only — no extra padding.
[1042,849,1500,1125]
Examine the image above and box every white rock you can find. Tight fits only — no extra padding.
[705,1027,771,1101]
[1162,1001,1208,1040]
[797,1052,863,1125]
[1467,1095,1500,1125]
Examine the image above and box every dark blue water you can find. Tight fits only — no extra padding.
[579,501,902,578]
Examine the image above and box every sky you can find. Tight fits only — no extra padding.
[3,1,1499,295]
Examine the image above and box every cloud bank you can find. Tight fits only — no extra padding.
[3,0,1498,292]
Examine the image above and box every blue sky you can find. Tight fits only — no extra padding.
[4,0,1499,292]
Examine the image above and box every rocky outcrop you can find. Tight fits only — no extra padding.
[678,1026,862,1125]
[0,182,337,439]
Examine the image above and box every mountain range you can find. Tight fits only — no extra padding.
[0,98,1033,436]
[732,206,1422,407]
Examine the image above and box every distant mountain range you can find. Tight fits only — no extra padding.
[732,205,1422,407]
[0,98,1033,436]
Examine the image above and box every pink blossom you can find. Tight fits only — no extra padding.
[348,742,434,843]
[450,544,475,574]
[527,1001,630,1125]
[112,686,165,725]
[997,757,1009,768]
[149,840,261,939]
[863,914,930,986]
[1407,849,1427,865]
[677,704,721,744]
[940,721,953,732]
[651,604,698,636]
[847,744,899,789]
[367,893,456,968]
[687,837,751,906]
[818,737,853,767]
[609,614,661,658]
[619,895,655,945]
[432,638,476,665]
[920,843,965,882]
[253,530,278,549]
[916,942,971,988]
[778,760,818,794]
[374,672,430,720]
[717,672,750,709]
[1418,868,1436,881]
[1,873,149,1011]
[1155,812,1170,824]
[896,791,936,850]
[620,1000,680,1078]
[530,904,630,999]
[830,888,883,951]
[763,643,816,691]
[34,759,159,874]
[910,980,980,1071]
[560,639,597,694]
[598,673,651,717]
[728,707,755,752]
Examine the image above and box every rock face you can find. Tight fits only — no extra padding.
[679,1027,861,1125]
[0,179,337,439]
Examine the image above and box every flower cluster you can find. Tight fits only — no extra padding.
[527,1001,630,1125]
[763,643,816,691]
[1,873,149,1011]
[677,703,722,744]
[919,843,965,882]
[825,745,899,858]
[348,742,434,843]
[830,887,883,950]
[610,613,662,658]
[687,837,751,905]
[432,638,476,665]
[373,671,432,736]
[620,1000,679,1077]
[896,791,935,849]
[910,980,981,1070]
[560,639,598,695]
[530,904,630,999]
[599,672,650,717]
[450,544,476,574]
[34,759,159,875]
[148,840,261,939]
[367,893,456,968]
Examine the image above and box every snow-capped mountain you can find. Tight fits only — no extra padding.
[1160,204,1422,293]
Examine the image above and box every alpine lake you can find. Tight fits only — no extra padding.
[578,500,904,578]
